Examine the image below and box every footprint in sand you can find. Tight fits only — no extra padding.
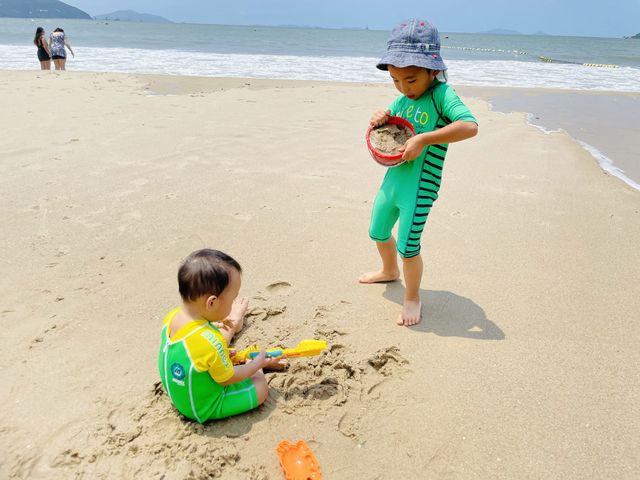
[29,324,58,349]
[338,410,366,443]
[366,346,409,378]
[266,281,292,296]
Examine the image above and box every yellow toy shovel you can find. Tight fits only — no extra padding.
[230,340,327,365]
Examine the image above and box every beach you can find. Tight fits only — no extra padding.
[1,70,639,479]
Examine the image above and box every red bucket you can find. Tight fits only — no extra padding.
[366,116,416,167]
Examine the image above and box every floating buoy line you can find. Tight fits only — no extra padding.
[441,46,619,68]
[442,45,529,55]
[538,56,618,68]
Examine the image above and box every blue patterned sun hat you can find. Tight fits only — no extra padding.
[377,19,447,71]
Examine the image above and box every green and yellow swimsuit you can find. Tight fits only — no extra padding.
[158,308,258,423]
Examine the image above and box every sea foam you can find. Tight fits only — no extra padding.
[2,45,640,92]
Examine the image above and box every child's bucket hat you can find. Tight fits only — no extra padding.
[377,19,447,72]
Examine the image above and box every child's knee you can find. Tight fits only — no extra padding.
[252,371,269,405]
[400,250,422,261]
[397,242,421,258]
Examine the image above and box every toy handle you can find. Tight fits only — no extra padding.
[248,349,284,360]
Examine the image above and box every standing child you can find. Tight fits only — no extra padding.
[360,19,478,326]
[159,249,283,423]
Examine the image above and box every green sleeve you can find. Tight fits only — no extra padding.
[440,85,478,124]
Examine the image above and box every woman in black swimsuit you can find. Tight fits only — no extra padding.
[33,27,51,70]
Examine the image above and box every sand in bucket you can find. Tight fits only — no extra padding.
[370,123,413,155]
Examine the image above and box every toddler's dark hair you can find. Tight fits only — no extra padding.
[178,249,242,301]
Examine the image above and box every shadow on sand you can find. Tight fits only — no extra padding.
[196,382,283,440]
[383,283,505,340]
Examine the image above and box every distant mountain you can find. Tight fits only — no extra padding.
[632,33,640,39]
[486,28,522,35]
[94,10,172,23]
[0,0,91,19]
[533,31,550,36]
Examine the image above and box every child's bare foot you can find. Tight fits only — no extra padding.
[358,269,400,284]
[219,297,249,334]
[397,299,422,326]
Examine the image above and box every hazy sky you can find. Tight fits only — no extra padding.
[65,0,640,37]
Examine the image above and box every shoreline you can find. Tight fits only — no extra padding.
[458,86,640,192]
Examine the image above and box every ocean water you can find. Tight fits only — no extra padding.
[2,18,639,90]
[1,18,639,188]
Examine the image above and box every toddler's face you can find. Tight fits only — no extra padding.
[218,268,241,318]
[388,65,437,100]
[205,268,241,321]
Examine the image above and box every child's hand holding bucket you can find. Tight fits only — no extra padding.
[398,134,425,161]
[366,115,416,167]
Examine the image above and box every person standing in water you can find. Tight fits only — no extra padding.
[49,28,74,70]
[33,27,51,70]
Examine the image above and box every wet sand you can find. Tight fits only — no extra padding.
[460,87,640,190]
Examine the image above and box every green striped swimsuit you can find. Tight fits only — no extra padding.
[369,81,477,257]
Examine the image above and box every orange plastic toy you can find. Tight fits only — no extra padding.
[276,440,322,480]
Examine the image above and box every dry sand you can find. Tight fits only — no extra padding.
[0,71,639,479]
